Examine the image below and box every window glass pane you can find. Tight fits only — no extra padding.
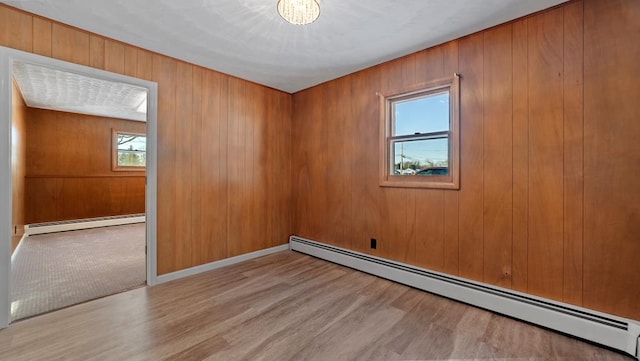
[116,133,146,167]
[393,91,449,136]
[392,137,448,176]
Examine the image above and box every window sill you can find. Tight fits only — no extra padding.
[112,166,146,172]
[380,175,459,190]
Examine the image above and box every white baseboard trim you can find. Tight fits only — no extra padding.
[290,235,640,360]
[155,244,290,284]
[24,215,145,236]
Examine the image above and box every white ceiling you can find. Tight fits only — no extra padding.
[3,0,568,93]
[13,62,148,121]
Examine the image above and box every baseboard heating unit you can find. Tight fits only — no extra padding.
[24,214,146,236]
[290,236,640,359]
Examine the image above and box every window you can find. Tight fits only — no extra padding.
[112,130,146,171]
[380,75,460,189]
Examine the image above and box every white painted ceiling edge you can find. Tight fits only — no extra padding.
[2,0,568,93]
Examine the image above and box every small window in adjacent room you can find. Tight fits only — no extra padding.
[380,75,460,189]
[112,130,146,170]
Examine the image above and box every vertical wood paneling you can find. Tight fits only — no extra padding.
[104,39,124,74]
[23,108,145,223]
[89,35,104,70]
[248,82,267,253]
[0,5,32,52]
[413,190,445,271]
[482,24,513,288]
[32,17,52,57]
[29,176,145,222]
[175,61,194,268]
[124,46,138,77]
[415,45,443,83]
[511,18,529,293]
[527,8,565,300]
[51,23,89,66]
[227,78,267,257]
[349,67,382,255]
[265,90,291,248]
[190,66,203,266]
[200,70,228,263]
[562,0,584,306]
[442,41,460,275]
[227,79,249,256]
[276,92,292,247]
[457,33,484,281]
[136,49,153,81]
[291,90,311,237]
[380,188,414,263]
[25,109,145,176]
[583,0,640,320]
[76,111,97,173]
[292,85,326,241]
[153,54,177,275]
[324,77,352,249]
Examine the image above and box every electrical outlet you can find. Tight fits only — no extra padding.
[370,238,377,249]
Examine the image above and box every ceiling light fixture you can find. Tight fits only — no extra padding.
[277,0,320,25]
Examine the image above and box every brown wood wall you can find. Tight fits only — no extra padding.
[24,108,146,223]
[0,3,292,275]
[11,81,26,252]
[292,0,640,320]
[1,0,637,321]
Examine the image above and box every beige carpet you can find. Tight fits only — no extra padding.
[10,223,146,321]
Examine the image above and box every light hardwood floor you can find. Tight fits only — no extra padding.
[0,251,632,360]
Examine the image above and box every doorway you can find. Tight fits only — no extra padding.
[0,46,159,328]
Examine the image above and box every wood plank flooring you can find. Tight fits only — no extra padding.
[0,251,632,361]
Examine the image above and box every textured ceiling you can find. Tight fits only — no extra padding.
[3,0,568,93]
[13,62,147,121]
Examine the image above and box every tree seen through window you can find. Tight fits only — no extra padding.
[116,132,146,168]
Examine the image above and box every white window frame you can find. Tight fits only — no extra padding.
[112,129,146,171]
[379,75,460,189]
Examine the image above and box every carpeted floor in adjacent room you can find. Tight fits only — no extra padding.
[10,223,146,321]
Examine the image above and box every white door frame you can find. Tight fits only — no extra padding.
[0,46,159,328]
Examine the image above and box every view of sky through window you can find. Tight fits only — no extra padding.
[392,91,449,173]
[393,91,449,136]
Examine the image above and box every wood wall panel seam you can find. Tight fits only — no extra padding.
[512,17,530,294]
[562,0,585,306]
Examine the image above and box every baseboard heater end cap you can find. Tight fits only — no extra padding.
[627,321,640,358]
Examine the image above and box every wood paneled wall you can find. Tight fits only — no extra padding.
[582,0,640,321]
[0,4,292,275]
[2,0,637,321]
[292,0,640,320]
[11,81,26,253]
[24,108,146,223]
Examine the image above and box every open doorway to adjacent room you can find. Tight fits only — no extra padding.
[0,47,158,326]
